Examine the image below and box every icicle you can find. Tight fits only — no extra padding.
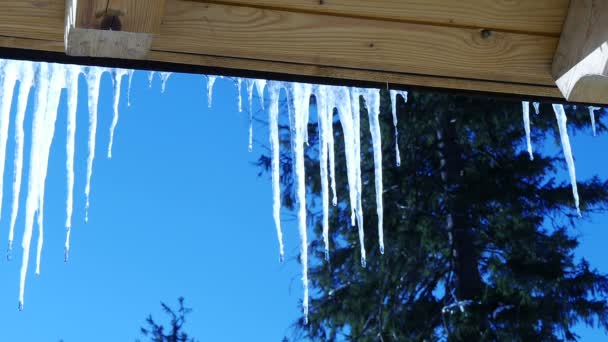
[20,62,50,310]
[362,89,384,255]
[522,101,534,161]
[65,65,80,262]
[315,85,332,261]
[236,78,243,112]
[335,87,357,227]
[291,82,312,324]
[254,79,266,109]
[108,68,128,159]
[35,63,66,275]
[159,72,171,93]
[247,79,255,151]
[147,71,155,88]
[207,75,217,108]
[389,90,407,167]
[327,103,337,207]
[589,106,600,137]
[7,61,34,260]
[533,102,540,115]
[267,82,285,262]
[127,69,134,107]
[350,88,366,267]
[84,67,105,223]
[552,104,581,216]
[0,60,19,224]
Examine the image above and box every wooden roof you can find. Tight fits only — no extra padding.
[0,1,606,103]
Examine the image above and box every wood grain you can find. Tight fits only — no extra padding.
[76,0,166,33]
[192,0,569,35]
[156,1,558,85]
[0,0,65,42]
[0,35,564,100]
[552,0,608,104]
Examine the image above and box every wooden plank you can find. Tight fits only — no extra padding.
[66,0,165,59]
[0,0,65,42]
[552,0,608,104]
[192,0,569,35]
[156,1,558,86]
[76,0,166,33]
[0,35,564,100]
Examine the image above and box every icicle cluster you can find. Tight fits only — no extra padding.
[0,60,125,309]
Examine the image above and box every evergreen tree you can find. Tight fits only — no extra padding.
[137,297,198,342]
[259,91,608,341]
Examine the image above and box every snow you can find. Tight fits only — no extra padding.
[552,104,581,216]
[522,101,534,160]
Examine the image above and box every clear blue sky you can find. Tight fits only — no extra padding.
[0,65,606,341]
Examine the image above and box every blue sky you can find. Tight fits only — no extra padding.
[0,65,606,341]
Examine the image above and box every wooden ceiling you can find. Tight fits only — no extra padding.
[0,1,575,99]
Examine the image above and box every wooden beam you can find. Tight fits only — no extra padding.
[552,0,608,104]
[0,35,564,101]
[193,0,569,36]
[156,1,558,86]
[65,0,165,59]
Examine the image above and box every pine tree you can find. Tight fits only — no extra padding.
[137,297,198,342]
[259,91,608,341]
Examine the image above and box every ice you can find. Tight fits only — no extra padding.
[362,89,384,255]
[589,106,600,136]
[35,64,66,275]
[207,75,217,108]
[522,101,534,160]
[127,69,134,107]
[552,104,581,216]
[247,80,255,151]
[315,85,332,260]
[84,67,105,223]
[108,68,128,159]
[533,102,540,115]
[254,79,266,109]
[291,82,312,324]
[159,72,171,93]
[350,88,366,267]
[0,60,19,223]
[20,62,50,309]
[65,65,81,261]
[7,61,34,259]
[267,82,285,261]
[389,90,407,167]
[236,78,243,112]
[148,71,155,88]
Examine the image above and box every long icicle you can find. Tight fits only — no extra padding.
[35,63,66,275]
[20,62,50,310]
[327,95,337,207]
[292,82,312,324]
[350,88,366,267]
[267,82,285,262]
[8,61,34,260]
[552,104,581,216]
[316,85,331,261]
[247,79,255,151]
[389,90,407,167]
[84,67,105,223]
[127,69,134,107]
[336,88,358,227]
[108,68,128,159]
[65,65,81,261]
[236,78,243,112]
[363,89,384,255]
[0,60,19,223]
[522,101,534,160]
